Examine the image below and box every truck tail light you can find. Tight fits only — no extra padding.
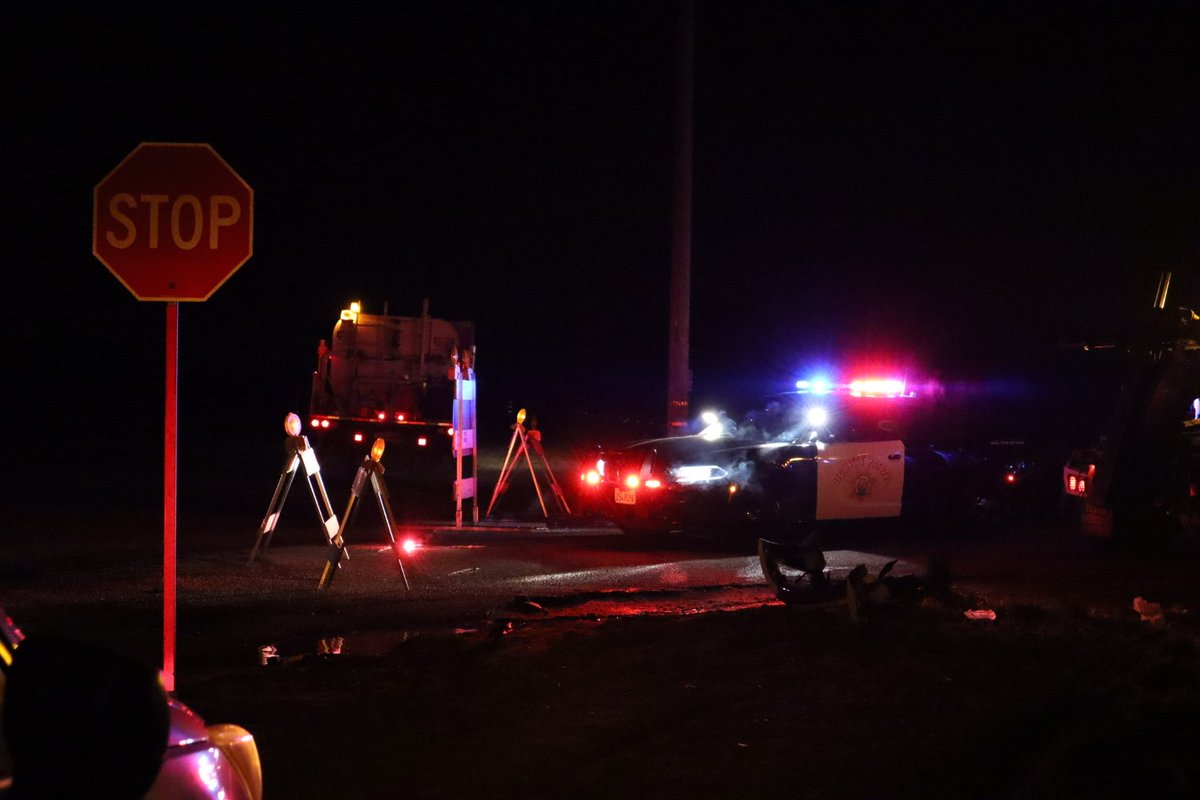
[1064,466,1091,497]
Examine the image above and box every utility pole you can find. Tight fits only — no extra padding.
[667,0,694,434]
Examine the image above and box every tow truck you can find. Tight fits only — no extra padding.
[307,299,473,480]
[1060,272,1200,547]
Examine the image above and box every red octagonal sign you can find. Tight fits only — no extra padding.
[93,142,254,301]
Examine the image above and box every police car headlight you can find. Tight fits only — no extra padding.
[669,465,729,485]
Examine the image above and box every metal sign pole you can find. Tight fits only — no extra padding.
[163,302,178,694]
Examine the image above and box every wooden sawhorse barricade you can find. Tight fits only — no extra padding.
[318,438,410,592]
[249,414,340,563]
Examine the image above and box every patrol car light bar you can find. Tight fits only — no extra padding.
[795,376,914,398]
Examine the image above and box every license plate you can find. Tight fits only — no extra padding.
[615,488,636,505]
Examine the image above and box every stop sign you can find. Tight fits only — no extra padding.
[93,142,254,301]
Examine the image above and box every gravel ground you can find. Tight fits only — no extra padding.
[5,503,1200,799]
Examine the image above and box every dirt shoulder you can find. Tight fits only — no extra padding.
[178,572,1200,799]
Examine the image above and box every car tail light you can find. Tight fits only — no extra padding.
[644,478,663,489]
[625,475,640,489]
[583,470,601,485]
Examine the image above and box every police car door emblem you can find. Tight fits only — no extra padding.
[817,441,905,520]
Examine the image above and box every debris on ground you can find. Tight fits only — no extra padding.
[846,560,897,626]
[1132,596,1165,626]
[964,609,998,621]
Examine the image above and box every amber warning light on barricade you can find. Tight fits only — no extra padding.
[370,438,386,462]
[284,413,302,437]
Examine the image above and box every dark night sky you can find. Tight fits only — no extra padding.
[5,1,1200,498]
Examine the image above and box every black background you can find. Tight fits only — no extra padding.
[6,1,1199,504]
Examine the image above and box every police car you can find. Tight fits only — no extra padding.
[581,376,1007,544]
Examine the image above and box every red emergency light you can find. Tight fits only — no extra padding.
[796,374,915,398]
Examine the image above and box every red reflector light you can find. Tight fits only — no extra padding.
[320,419,330,429]
[353,433,364,443]
[417,437,427,447]
[1064,470,1089,497]
[395,413,406,422]
[310,419,320,429]
[401,538,420,554]
[1005,473,1017,484]
[376,412,387,421]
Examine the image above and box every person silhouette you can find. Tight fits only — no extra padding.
[1,636,169,799]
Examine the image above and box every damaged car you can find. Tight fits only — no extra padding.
[0,605,263,800]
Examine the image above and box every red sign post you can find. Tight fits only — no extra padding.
[93,143,253,692]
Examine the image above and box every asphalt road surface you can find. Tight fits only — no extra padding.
[5,501,1200,672]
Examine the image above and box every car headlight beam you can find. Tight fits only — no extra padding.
[669,465,729,485]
